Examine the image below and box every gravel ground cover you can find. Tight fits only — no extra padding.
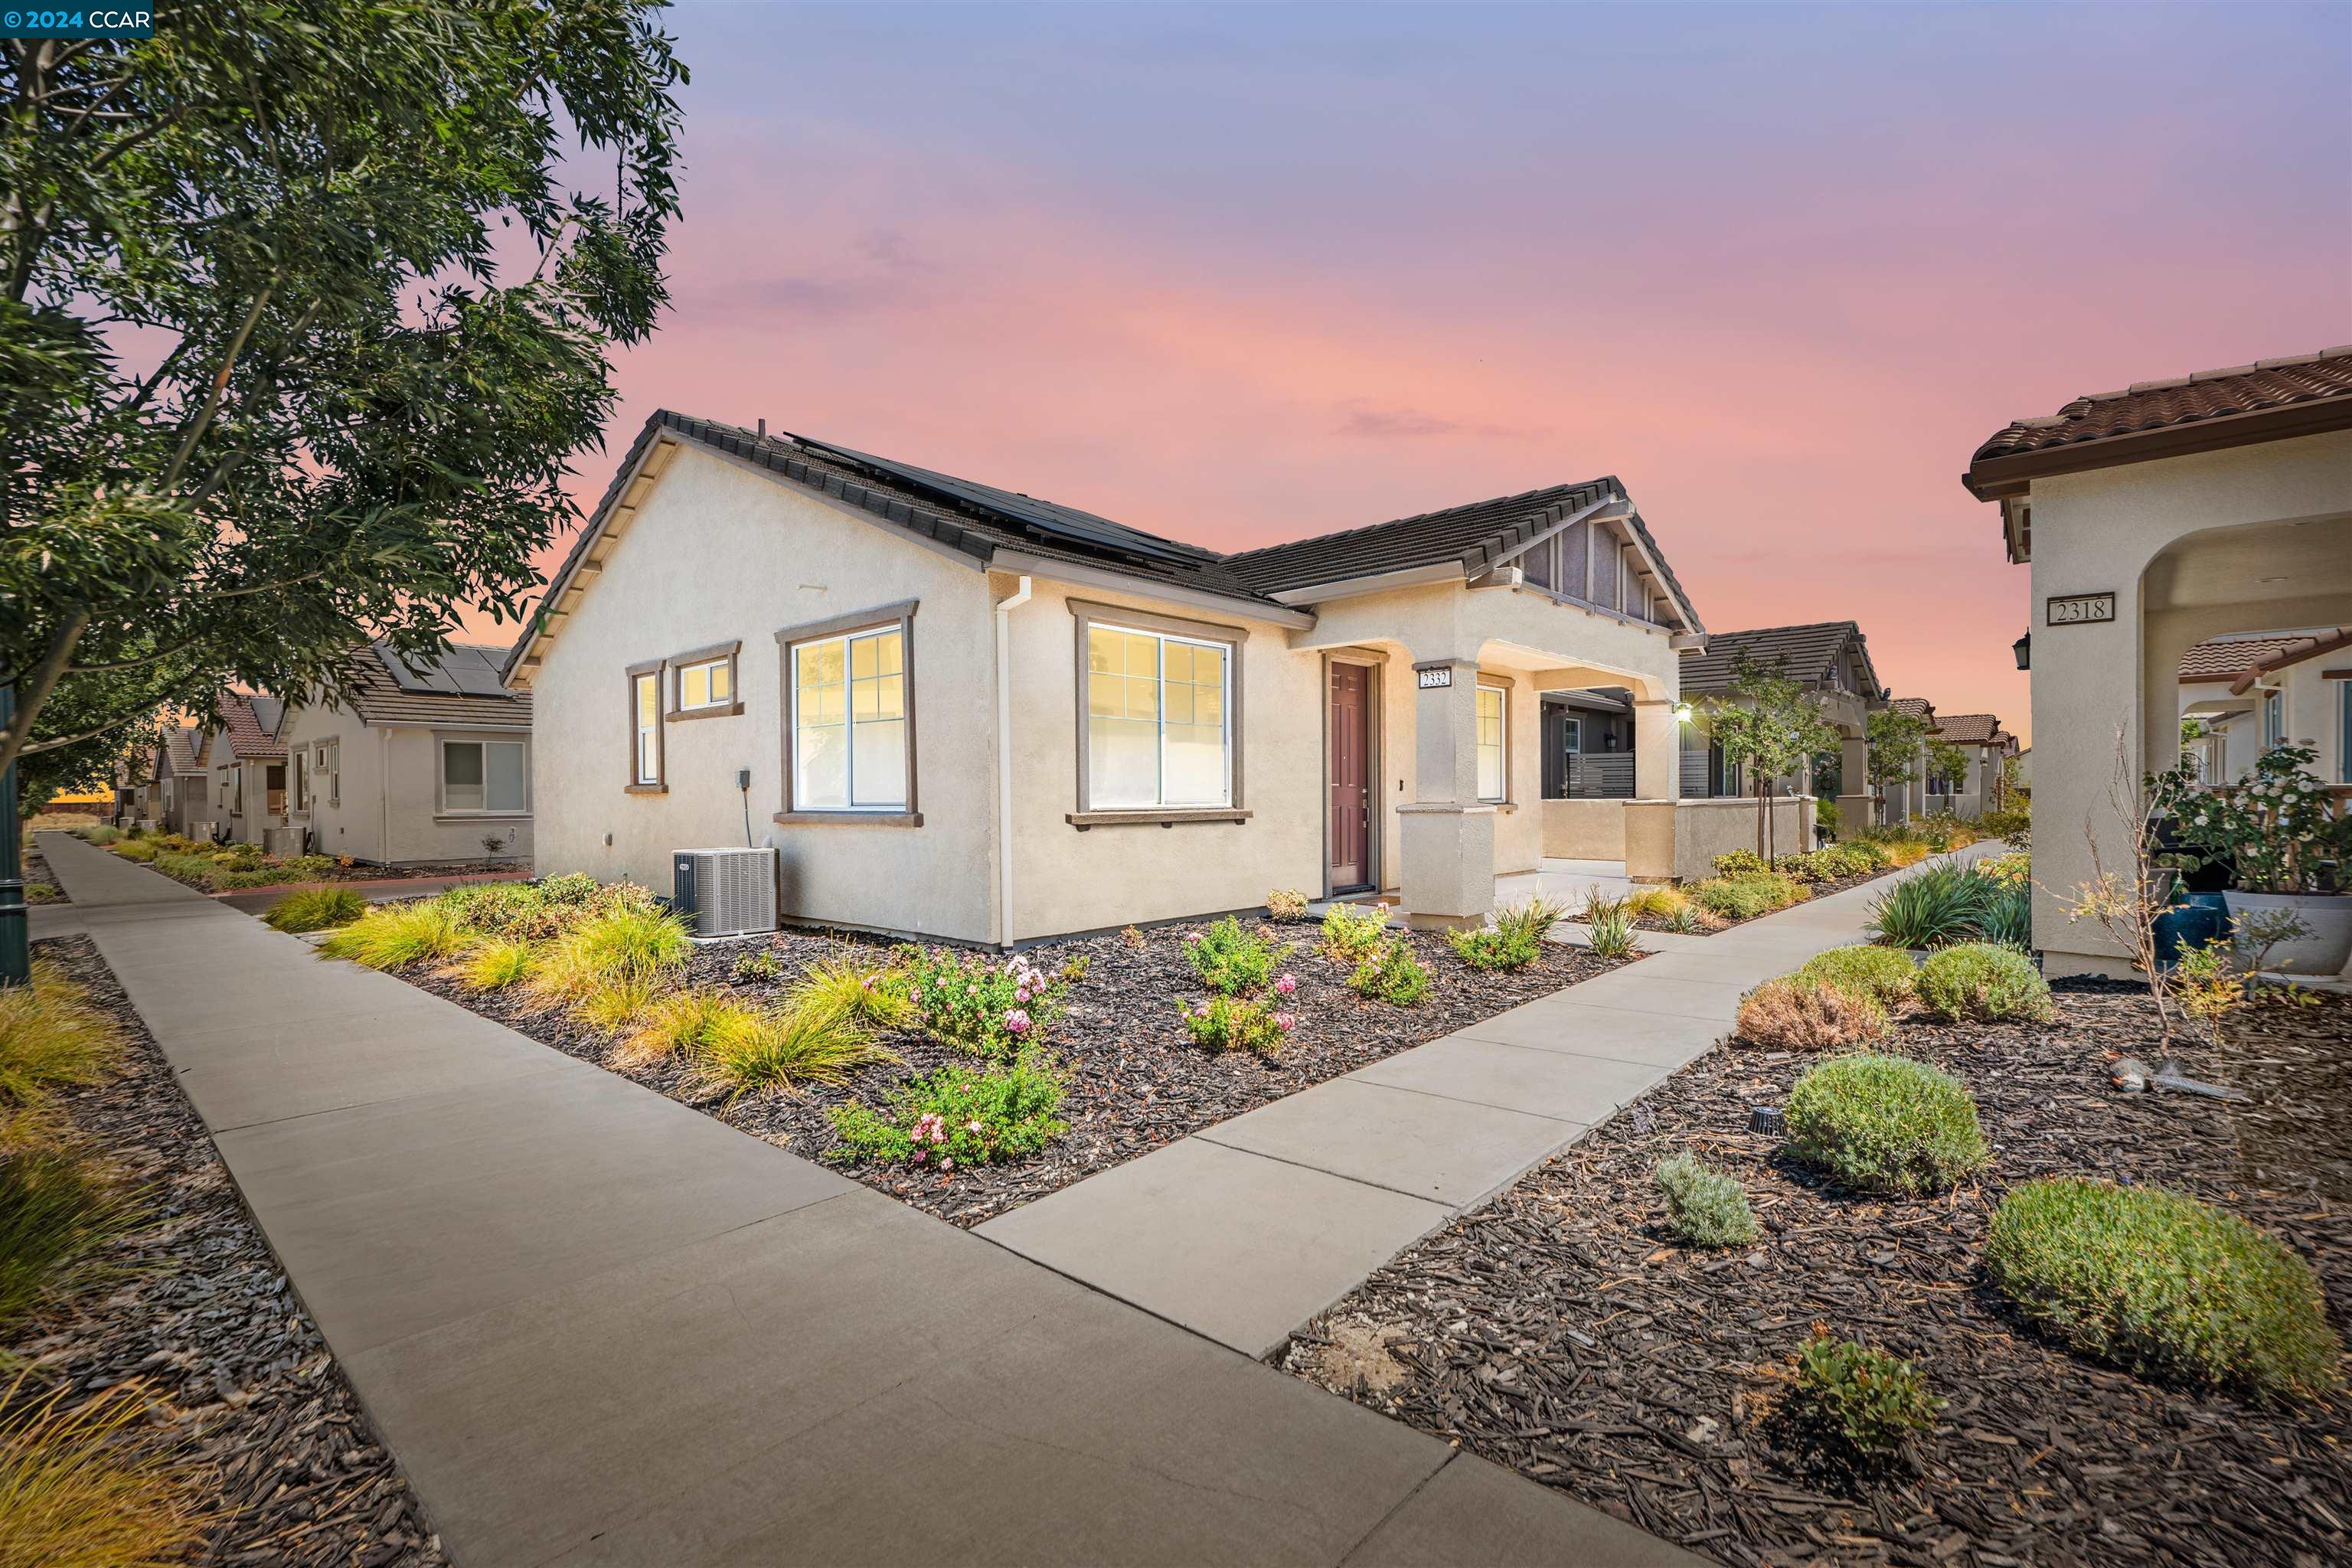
[8,938,447,1566]
[409,919,1639,1228]
[1285,980,2352,1568]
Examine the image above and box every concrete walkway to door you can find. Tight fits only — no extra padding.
[982,843,1999,1360]
[36,832,1694,1568]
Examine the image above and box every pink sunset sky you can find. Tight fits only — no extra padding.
[520,2,2352,745]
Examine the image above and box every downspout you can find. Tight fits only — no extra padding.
[993,575,1033,950]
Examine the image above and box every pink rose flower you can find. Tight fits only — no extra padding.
[1004,1008,1031,1035]
[939,1157,954,1171]
[966,1120,985,1134]
[1184,933,1200,944]
[1274,974,1297,995]
[911,1148,926,1164]
[1274,1011,1298,1033]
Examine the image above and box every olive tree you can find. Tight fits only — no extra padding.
[1697,655,1837,862]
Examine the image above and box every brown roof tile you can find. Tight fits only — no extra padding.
[1972,347,2352,463]
[2177,634,2308,681]
[208,692,283,760]
[1932,712,2003,744]
[1679,621,1878,694]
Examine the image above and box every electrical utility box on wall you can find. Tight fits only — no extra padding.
[671,847,779,939]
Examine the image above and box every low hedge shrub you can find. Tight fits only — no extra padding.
[1348,938,1430,1006]
[902,947,1071,1056]
[826,1049,1069,1169]
[1653,1155,1757,1248]
[1184,914,1285,995]
[1690,873,1807,922]
[1782,1330,1942,1466]
[1318,902,1390,964]
[1177,993,1295,1054]
[1795,944,1917,1008]
[1784,1053,1988,1196]
[1985,1178,2341,1403]
[1736,977,1886,1050]
[1916,942,2052,1023]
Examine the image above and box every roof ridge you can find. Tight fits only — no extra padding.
[1223,477,1617,563]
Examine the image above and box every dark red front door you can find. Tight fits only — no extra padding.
[1328,663,1371,890]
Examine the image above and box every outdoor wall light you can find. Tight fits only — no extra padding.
[1671,701,1694,723]
[2012,632,2030,671]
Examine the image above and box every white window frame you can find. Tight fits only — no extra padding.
[2260,689,2284,749]
[439,737,530,816]
[789,625,910,813]
[319,740,339,808]
[1082,621,1235,811]
[1475,681,1508,804]
[629,666,662,788]
[675,657,730,712]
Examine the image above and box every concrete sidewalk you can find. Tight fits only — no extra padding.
[982,844,1996,1359]
[37,832,1693,1568]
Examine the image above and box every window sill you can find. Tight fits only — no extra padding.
[625,783,668,795]
[665,702,743,723]
[1067,808,1253,829]
[435,812,531,823]
[773,810,923,828]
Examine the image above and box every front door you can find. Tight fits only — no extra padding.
[1328,662,1373,890]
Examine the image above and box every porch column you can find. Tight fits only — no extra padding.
[1837,732,1873,835]
[1633,698,1682,802]
[1396,658,1493,931]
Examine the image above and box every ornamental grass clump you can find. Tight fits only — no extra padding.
[1864,864,1994,949]
[1448,894,1566,972]
[260,886,366,933]
[1779,1329,1942,1468]
[1795,945,1917,1008]
[524,904,692,1008]
[1985,1178,2341,1403]
[611,988,751,1069]
[456,937,536,991]
[901,947,1072,1057]
[790,952,915,1030]
[1653,1155,1758,1248]
[0,959,123,1112]
[1184,914,1285,995]
[0,1374,207,1568]
[1579,891,1638,959]
[1348,938,1430,1006]
[317,901,466,970]
[1690,874,1808,922]
[1265,888,1311,923]
[1735,978,1886,1051]
[696,1000,892,1099]
[1318,901,1390,964]
[1177,993,1295,1054]
[825,1049,1068,1171]
[1916,942,2053,1023]
[1784,1054,1988,1196]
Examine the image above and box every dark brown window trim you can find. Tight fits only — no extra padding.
[1070,601,1246,819]
[665,639,743,721]
[626,658,665,790]
[777,599,920,818]
[1066,808,1253,830]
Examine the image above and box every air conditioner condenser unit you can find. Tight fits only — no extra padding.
[671,847,779,939]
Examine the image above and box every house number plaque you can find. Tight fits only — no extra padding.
[1416,666,1453,689]
[2046,591,2115,626]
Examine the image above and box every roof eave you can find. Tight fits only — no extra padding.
[1963,397,2352,502]
[988,548,1316,629]
[1266,560,1465,606]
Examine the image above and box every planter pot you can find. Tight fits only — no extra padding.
[2223,890,2352,976]
[2152,900,2226,969]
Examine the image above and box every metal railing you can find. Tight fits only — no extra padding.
[1562,753,1636,799]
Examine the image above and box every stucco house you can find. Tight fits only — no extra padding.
[2177,628,2350,786]
[508,412,1733,946]
[271,645,536,866]
[1922,710,2019,819]
[1674,620,1886,835]
[1965,345,2352,978]
[189,693,286,844]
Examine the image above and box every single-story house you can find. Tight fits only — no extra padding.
[189,693,286,844]
[1876,695,1938,825]
[130,724,207,835]
[271,643,536,865]
[2177,628,2350,786]
[508,412,1737,945]
[1674,619,1886,832]
[1922,710,2019,819]
[1964,344,2352,978]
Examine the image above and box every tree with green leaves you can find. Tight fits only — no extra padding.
[1697,655,1838,862]
[0,3,686,978]
[1924,737,1971,805]
[1866,707,1935,825]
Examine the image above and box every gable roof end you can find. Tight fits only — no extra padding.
[1678,620,1877,695]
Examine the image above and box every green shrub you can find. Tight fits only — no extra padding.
[1784,1054,1988,1196]
[456,937,537,991]
[1985,1178,2341,1403]
[1265,888,1310,923]
[1916,942,2052,1023]
[1836,839,1891,872]
[1177,992,1295,1054]
[1318,902,1390,964]
[826,1049,1068,1169]
[730,948,783,983]
[1979,805,2031,847]
[0,1373,206,1568]
[1654,1155,1758,1248]
[1796,945,1917,1008]
[318,902,466,970]
[261,887,367,933]
[1494,895,1571,949]
[111,840,162,864]
[901,947,1072,1057]
[1713,849,1770,879]
[612,988,750,1068]
[1580,891,1638,960]
[1864,864,1994,949]
[77,825,121,845]
[1448,923,1537,971]
[1735,977,1886,1051]
[1783,1331,1942,1465]
[0,960,124,1112]
[1690,874,1806,921]
[526,904,692,1006]
[1348,938,1430,1006]
[1661,903,1706,935]
[697,1000,893,1098]
[1975,880,2033,951]
[1184,914,1283,995]
[791,952,916,1030]
[1814,798,1840,838]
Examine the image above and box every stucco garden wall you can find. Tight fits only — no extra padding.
[1625,796,1813,883]
[1540,798,1625,859]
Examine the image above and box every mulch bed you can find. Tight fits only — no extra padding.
[8,938,448,1567]
[409,920,1640,1228]
[1282,981,2352,1568]
[23,843,64,903]
[1632,861,1910,937]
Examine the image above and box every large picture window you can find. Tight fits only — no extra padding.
[1086,623,1230,808]
[443,738,528,814]
[792,626,908,810]
[1475,684,1508,802]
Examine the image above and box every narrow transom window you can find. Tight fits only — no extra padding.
[444,739,528,814]
[676,656,732,711]
[632,671,661,784]
[1475,685,1507,802]
[793,627,907,809]
[2261,691,2283,749]
[1086,624,1230,808]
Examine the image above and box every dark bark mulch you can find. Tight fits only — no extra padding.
[23,843,64,902]
[1282,982,2352,1568]
[410,920,1639,1229]
[8,937,448,1567]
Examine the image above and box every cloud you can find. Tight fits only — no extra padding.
[1334,403,1545,441]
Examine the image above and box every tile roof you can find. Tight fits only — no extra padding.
[1678,620,1877,694]
[1932,712,2003,744]
[154,726,203,775]
[208,692,283,760]
[2177,634,2308,681]
[1970,347,2352,464]
[2228,626,2351,695]
[1887,696,1935,720]
[329,644,532,728]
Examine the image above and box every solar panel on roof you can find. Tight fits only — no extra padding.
[792,436,1214,568]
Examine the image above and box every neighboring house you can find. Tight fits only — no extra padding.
[1877,695,1938,825]
[190,693,287,844]
[1923,710,2020,819]
[1965,344,2352,978]
[2177,628,2350,786]
[132,724,207,835]
[1674,620,1886,833]
[273,644,535,866]
[509,412,1724,945]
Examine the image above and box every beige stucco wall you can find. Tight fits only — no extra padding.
[273,704,386,862]
[2024,430,2352,975]
[529,442,1001,943]
[1541,798,1627,859]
